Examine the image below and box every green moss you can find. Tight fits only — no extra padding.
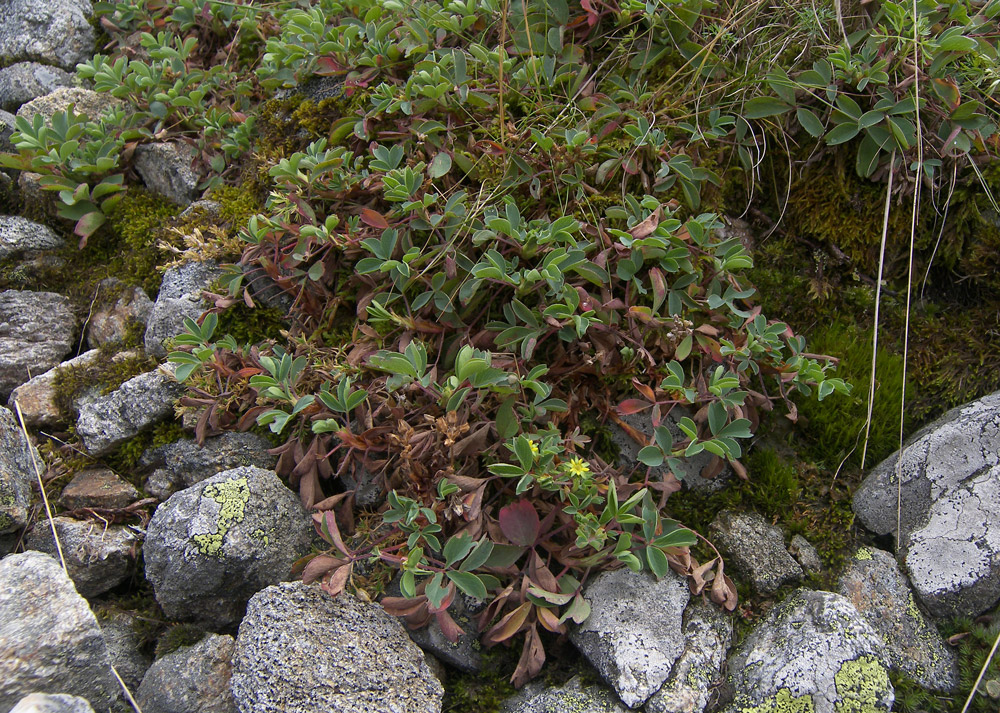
[154,623,208,659]
[441,647,517,713]
[191,476,251,556]
[211,184,263,228]
[104,420,187,475]
[51,351,158,423]
[103,187,182,297]
[214,301,288,344]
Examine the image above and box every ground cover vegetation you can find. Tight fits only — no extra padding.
[4,0,1000,701]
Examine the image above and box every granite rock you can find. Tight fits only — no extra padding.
[0,216,64,260]
[9,694,96,713]
[144,261,222,358]
[0,405,39,538]
[133,143,200,206]
[0,62,75,112]
[137,634,236,713]
[501,676,628,713]
[85,280,154,348]
[709,510,803,595]
[0,0,95,71]
[0,290,75,399]
[8,349,101,427]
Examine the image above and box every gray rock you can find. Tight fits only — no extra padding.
[709,510,803,595]
[570,568,689,708]
[178,200,221,222]
[608,409,730,491]
[85,279,154,348]
[17,171,53,218]
[905,465,1000,618]
[0,0,95,71]
[645,598,734,713]
[143,466,313,627]
[501,676,628,713]
[853,390,1000,546]
[9,693,95,713]
[789,534,823,574]
[0,62,75,112]
[25,516,141,598]
[0,290,75,399]
[141,433,277,502]
[0,405,39,537]
[137,634,235,713]
[99,610,152,694]
[144,261,222,358]
[231,582,444,713]
[719,589,893,713]
[16,88,115,124]
[837,546,958,692]
[0,216,63,259]
[8,349,101,427]
[75,366,182,456]
[0,109,15,154]
[0,551,115,711]
[133,143,200,206]
[60,468,140,511]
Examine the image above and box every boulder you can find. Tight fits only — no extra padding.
[0,290,75,399]
[645,598,734,713]
[98,610,152,695]
[709,510,803,594]
[141,433,277,502]
[789,534,823,574]
[501,676,628,713]
[8,349,101,427]
[0,216,64,260]
[0,405,38,540]
[75,365,183,456]
[837,546,957,691]
[9,694,95,713]
[144,261,222,358]
[719,589,893,713]
[25,516,141,598]
[0,62,75,112]
[60,468,140,511]
[569,568,689,708]
[136,634,235,713]
[143,466,313,627]
[16,88,115,124]
[133,143,200,206]
[231,582,444,713]
[0,551,115,711]
[85,279,154,348]
[0,0,95,71]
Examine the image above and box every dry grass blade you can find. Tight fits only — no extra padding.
[961,625,1000,713]
[13,400,66,573]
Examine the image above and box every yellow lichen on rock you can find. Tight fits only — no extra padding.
[192,477,251,556]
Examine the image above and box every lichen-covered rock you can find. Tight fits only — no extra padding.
[144,261,222,358]
[9,693,96,713]
[719,589,893,713]
[0,405,38,539]
[60,468,140,511]
[0,0,95,71]
[133,143,200,206]
[645,598,734,713]
[136,634,236,713]
[85,279,154,348]
[141,433,277,502]
[0,551,115,711]
[0,62,75,112]
[231,582,444,713]
[16,87,115,124]
[569,568,689,708]
[8,349,100,427]
[25,516,141,598]
[904,465,1000,618]
[75,366,183,456]
[143,466,313,627]
[607,409,731,491]
[0,290,75,398]
[789,534,823,574]
[837,547,957,691]
[853,390,1000,545]
[501,676,628,713]
[0,215,64,259]
[0,109,16,152]
[709,510,803,595]
[98,610,152,694]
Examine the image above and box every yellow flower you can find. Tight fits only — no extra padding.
[566,457,590,478]
[529,441,540,457]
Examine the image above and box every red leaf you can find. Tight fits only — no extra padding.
[360,208,390,230]
[302,555,343,584]
[499,500,540,547]
[435,609,466,643]
[617,399,652,416]
[381,596,428,618]
[631,378,656,403]
[321,562,352,597]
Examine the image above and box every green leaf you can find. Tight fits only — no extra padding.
[447,570,488,599]
[428,152,452,178]
[443,533,476,566]
[825,123,859,145]
[637,446,664,467]
[460,539,494,571]
[675,333,692,360]
[646,546,669,578]
[496,397,518,439]
[796,108,825,137]
[482,543,525,568]
[743,97,792,119]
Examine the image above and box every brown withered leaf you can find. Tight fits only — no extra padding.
[320,562,352,598]
[629,206,661,240]
[302,555,345,585]
[535,605,565,634]
[485,601,532,645]
[381,596,429,618]
[689,557,717,595]
[710,561,738,611]
[511,625,545,689]
[700,456,726,481]
[452,423,491,459]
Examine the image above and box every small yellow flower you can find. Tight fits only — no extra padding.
[529,441,540,457]
[566,456,590,478]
